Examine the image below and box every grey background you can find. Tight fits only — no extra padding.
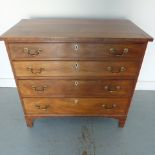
[0,88,155,155]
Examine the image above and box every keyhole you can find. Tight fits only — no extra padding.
[74,44,79,51]
[75,81,79,86]
[75,62,79,69]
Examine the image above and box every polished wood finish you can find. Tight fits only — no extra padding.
[0,19,153,128]
[9,43,145,60]
[18,79,133,97]
[23,98,129,115]
[0,19,153,42]
[25,116,33,128]
[13,61,139,77]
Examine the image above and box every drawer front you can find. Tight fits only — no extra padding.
[9,43,145,60]
[18,80,134,97]
[13,61,139,77]
[23,98,129,115]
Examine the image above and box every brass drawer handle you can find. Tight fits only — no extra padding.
[32,85,47,92]
[106,66,126,73]
[34,104,49,111]
[109,48,128,56]
[27,67,45,74]
[104,85,121,92]
[24,48,42,56]
[102,104,117,109]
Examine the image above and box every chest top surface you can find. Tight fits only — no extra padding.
[0,19,153,42]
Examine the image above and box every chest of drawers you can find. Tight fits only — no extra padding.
[0,19,153,127]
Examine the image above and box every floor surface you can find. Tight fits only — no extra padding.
[0,88,155,155]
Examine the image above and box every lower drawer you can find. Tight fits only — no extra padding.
[23,98,129,115]
[18,79,133,97]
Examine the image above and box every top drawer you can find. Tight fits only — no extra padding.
[8,43,146,60]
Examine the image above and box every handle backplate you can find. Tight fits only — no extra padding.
[104,85,121,92]
[32,85,47,92]
[34,104,49,110]
[106,66,126,73]
[109,48,128,56]
[102,104,117,109]
[24,48,42,56]
[27,67,45,74]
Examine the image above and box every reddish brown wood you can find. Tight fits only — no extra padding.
[0,19,153,128]
[0,19,153,42]
[25,116,33,127]
[23,98,129,115]
[8,43,145,60]
[18,79,134,97]
[118,116,127,128]
[13,61,139,77]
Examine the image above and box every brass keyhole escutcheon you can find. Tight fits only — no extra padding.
[75,62,79,69]
[74,44,79,51]
[74,81,79,86]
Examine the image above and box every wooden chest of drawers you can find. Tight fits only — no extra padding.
[0,19,153,127]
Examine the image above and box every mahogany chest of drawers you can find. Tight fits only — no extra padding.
[0,19,153,127]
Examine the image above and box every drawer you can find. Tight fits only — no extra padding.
[18,79,134,97]
[23,98,129,115]
[13,61,139,77]
[9,43,145,60]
